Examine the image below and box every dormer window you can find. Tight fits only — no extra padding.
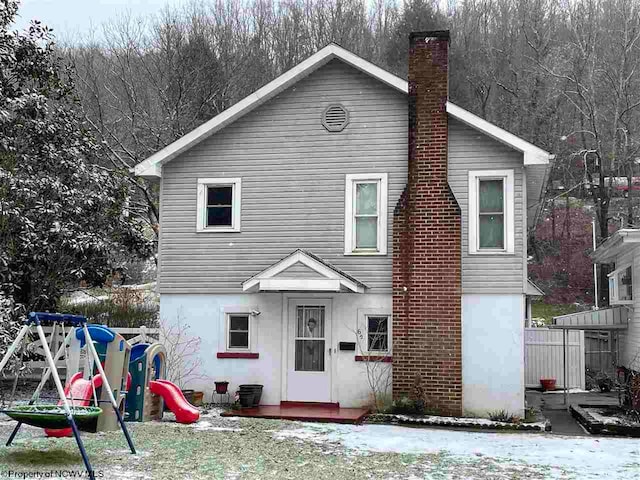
[609,264,633,304]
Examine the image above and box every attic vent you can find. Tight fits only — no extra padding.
[322,104,349,132]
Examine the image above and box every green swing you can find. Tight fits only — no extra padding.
[0,319,102,430]
[2,405,102,430]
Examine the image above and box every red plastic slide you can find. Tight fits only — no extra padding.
[149,379,200,424]
[44,372,104,437]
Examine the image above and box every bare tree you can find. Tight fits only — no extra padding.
[160,311,207,388]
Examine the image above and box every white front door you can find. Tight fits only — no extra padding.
[286,299,332,402]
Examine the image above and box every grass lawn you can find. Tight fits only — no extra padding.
[531,302,582,324]
[1,409,638,479]
[0,411,550,480]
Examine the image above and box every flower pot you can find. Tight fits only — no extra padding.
[239,384,263,407]
[238,389,255,408]
[192,391,204,406]
[214,381,229,394]
[181,389,195,404]
[540,378,556,391]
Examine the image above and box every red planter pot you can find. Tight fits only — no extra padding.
[540,378,557,391]
[215,381,229,394]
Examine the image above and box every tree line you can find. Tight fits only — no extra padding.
[65,0,640,304]
[2,0,640,327]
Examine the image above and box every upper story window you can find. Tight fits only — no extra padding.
[468,170,514,254]
[609,264,633,305]
[196,178,241,232]
[344,173,388,255]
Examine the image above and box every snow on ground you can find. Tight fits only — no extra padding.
[67,292,109,305]
[388,413,547,430]
[274,422,640,479]
[66,282,158,305]
[586,407,640,427]
[543,389,592,394]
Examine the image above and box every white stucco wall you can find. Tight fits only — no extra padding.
[161,292,525,414]
[160,293,392,408]
[462,294,525,417]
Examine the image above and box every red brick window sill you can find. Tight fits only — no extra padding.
[355,355,392,363]
[217,352,259,359]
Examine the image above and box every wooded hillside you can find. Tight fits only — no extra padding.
[52,0,640,305]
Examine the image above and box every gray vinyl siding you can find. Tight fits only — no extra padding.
[614,249,640,371]
[159,60,529,295]
[275,263,326,279]
[160,60,407,294]
[448,119,526,294]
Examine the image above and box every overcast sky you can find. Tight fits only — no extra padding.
[12,0,190,41]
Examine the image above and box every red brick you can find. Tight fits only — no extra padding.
[392,31,462,417]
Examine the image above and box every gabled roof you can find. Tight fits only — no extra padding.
[242,249,367,293]
[591,228,640,263]
[134,43,553,178]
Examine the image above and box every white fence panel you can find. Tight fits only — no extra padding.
[524,328,585,389]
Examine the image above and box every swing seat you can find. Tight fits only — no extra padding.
[3,405,102,430]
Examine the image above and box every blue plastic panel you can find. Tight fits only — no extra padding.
[130,343,150,362]
[27,312,87,326]
[75,324,116,347]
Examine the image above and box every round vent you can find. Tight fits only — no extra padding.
[322,104,349,132]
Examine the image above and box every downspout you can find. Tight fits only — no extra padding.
[593,220,599,309]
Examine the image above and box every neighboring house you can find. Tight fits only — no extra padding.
[587,229,640,374]
[134,31,552,416]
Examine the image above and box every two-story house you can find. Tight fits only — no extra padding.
[134,31,552,417]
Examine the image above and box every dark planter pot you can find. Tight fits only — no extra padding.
[238,389,255,408]
[215,381,229,394]
[181,389,195,404]
[239,384,263,407]
[540,378,556,391]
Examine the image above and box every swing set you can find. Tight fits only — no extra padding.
[0,312,136,480]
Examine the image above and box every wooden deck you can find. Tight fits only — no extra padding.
[221,403,369,424]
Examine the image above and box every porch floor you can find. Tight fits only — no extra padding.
[221,404,369,424]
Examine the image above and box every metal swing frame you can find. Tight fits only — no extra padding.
[0,312,136,480]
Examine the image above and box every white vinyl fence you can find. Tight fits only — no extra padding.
[524,328,585,389]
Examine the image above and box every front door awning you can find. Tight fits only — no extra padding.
[242,249,367,293]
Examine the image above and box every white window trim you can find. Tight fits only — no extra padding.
[468,170,515,254]
[196,177,241,232]
[225,312,252,351]
[608,263,634,305]
[357,309,392,356]
[344,173,388,255]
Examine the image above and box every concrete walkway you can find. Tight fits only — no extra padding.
[526,389,619,436]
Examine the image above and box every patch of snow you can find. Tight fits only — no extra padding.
[107,464,153,479]
[125,282,157,290]
[586,408,638,426]
[274,422,640,479]
[193,421,241,432]
[543,388,591,394]
[67,292,108,305]
[390,413,546,430]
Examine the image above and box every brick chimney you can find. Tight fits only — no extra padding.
[392,31,462,416]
